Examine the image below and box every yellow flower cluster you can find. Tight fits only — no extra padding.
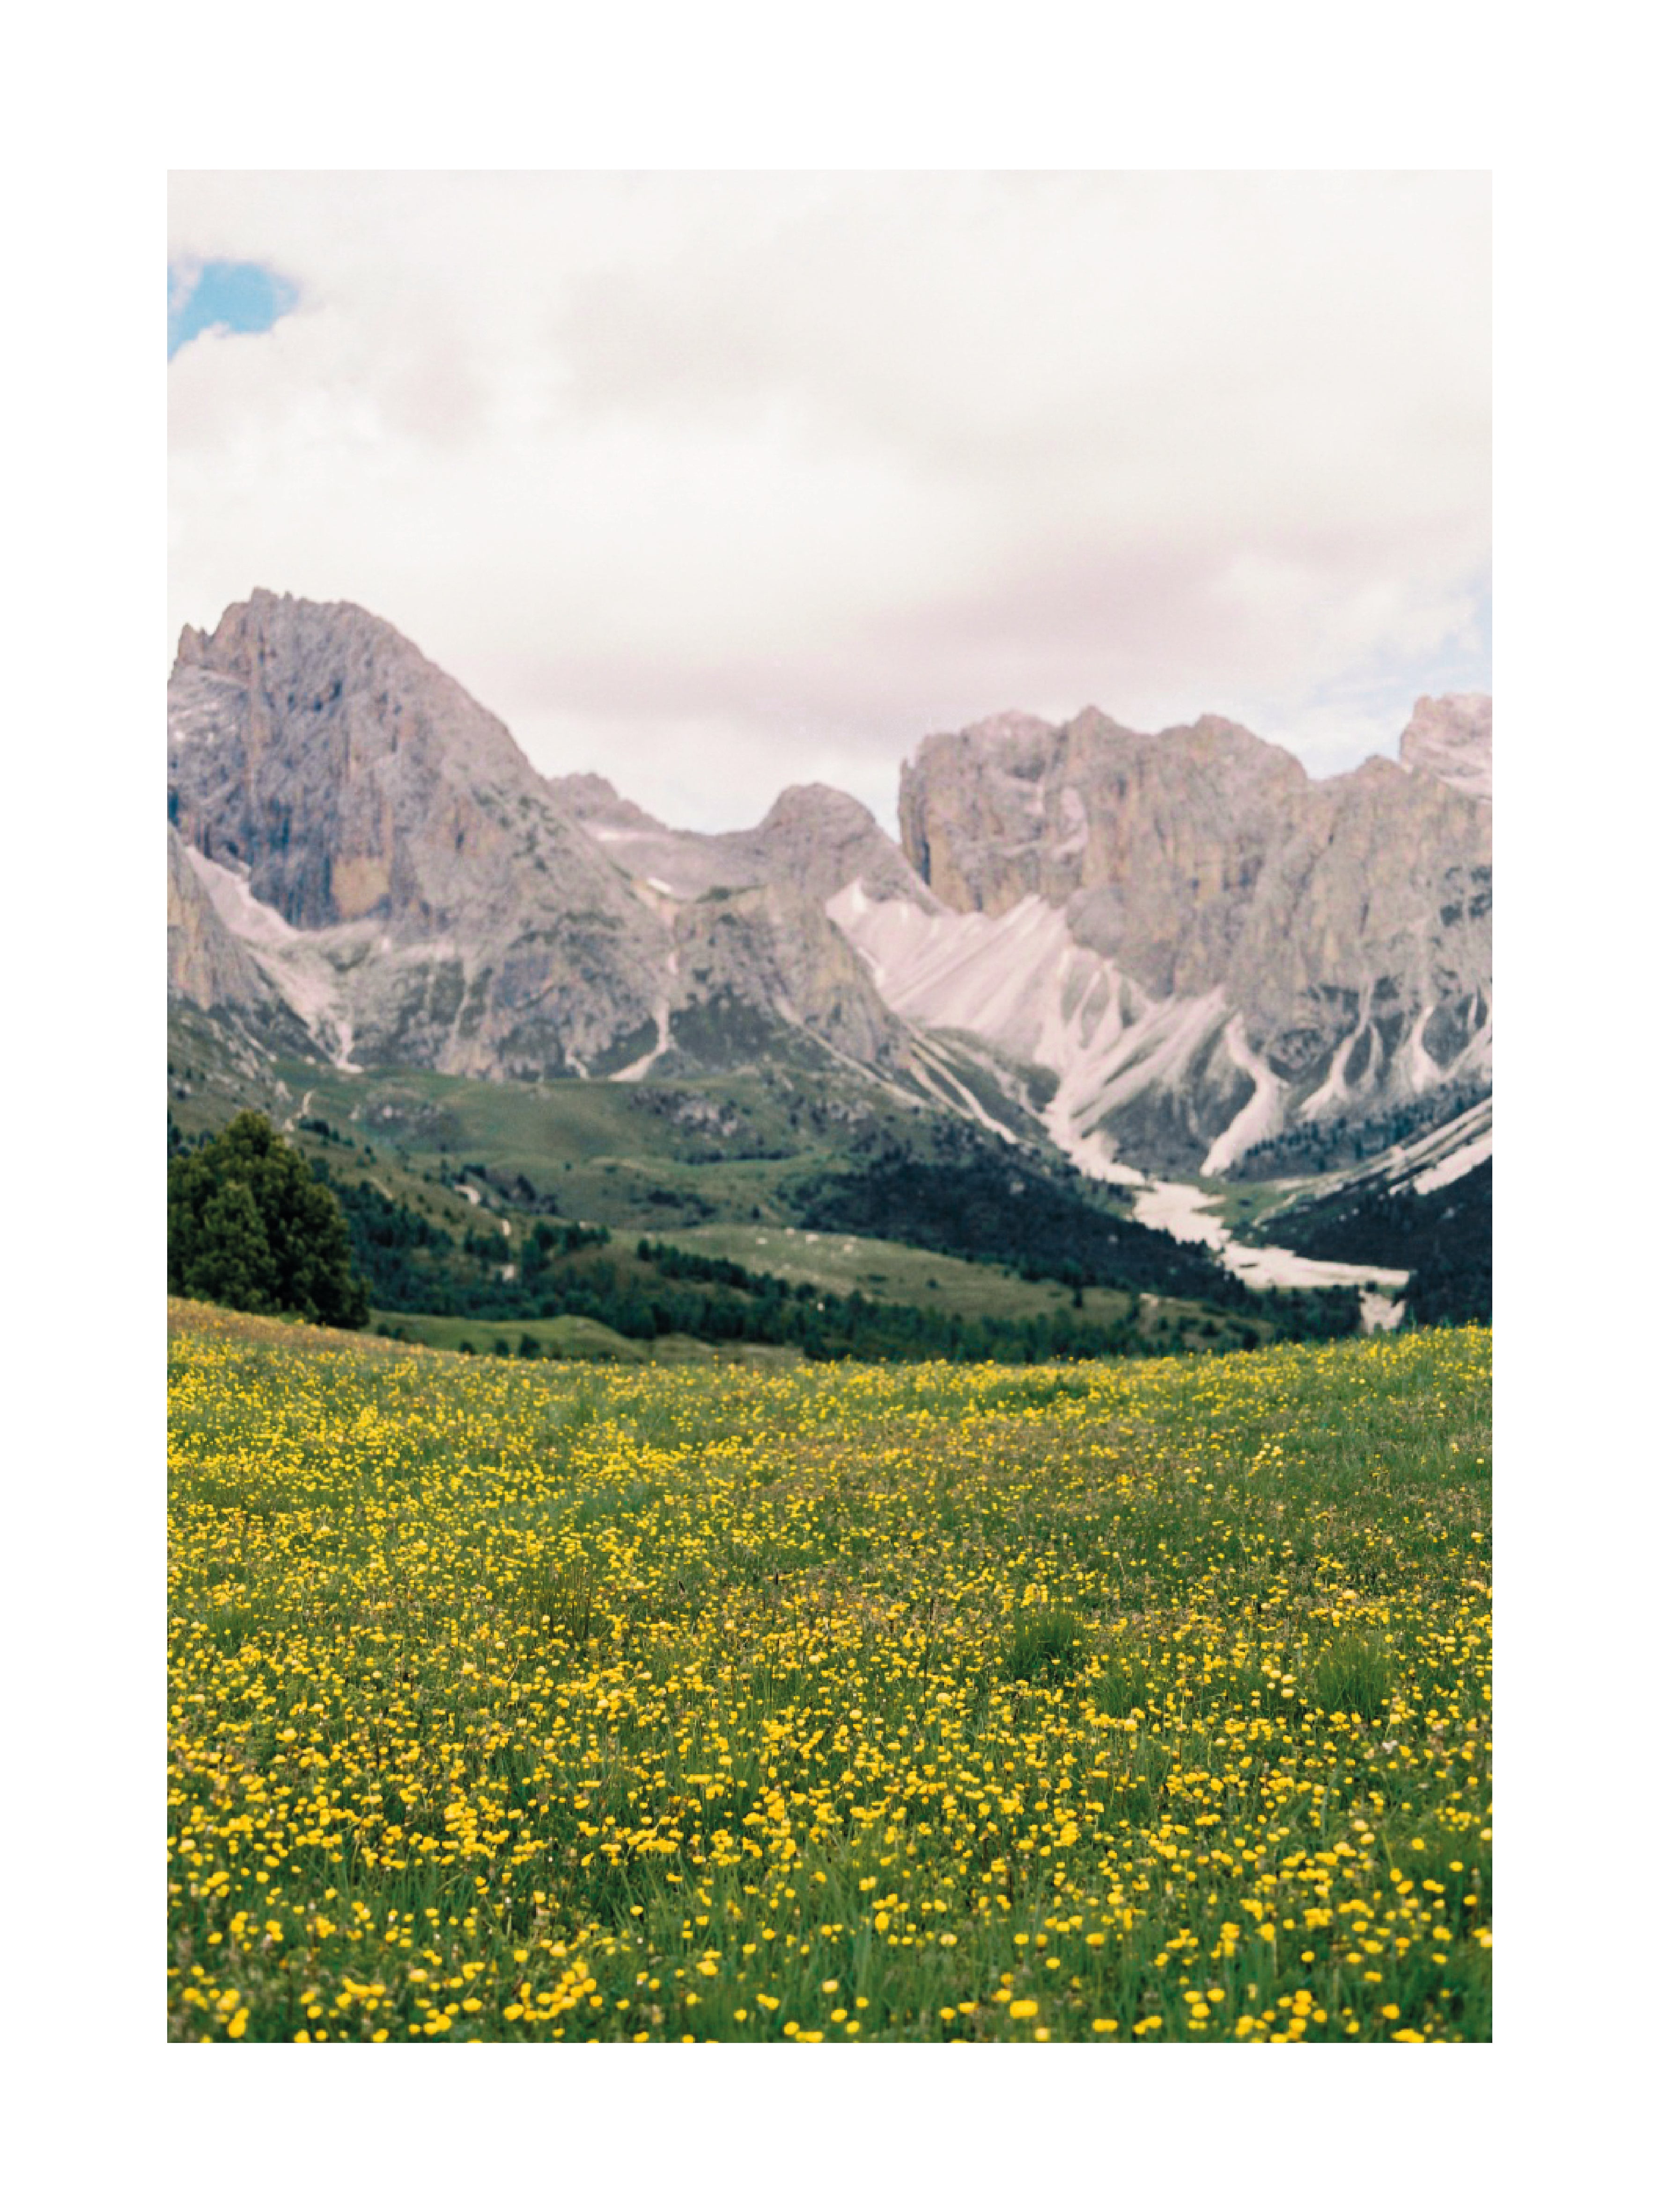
[168,1305,1491,2042]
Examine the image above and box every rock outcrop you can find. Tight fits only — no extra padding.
[856,698,1492,1174]
[169,593,914,1082]
[169,592,674,1077]
[168,591,1490,1182]
[548,774,934,910]
[167,824,270,1010]
[1400,693,1493,801]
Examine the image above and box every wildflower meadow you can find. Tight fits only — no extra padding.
[168,1304,1490,2042]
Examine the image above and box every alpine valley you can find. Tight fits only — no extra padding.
[168,591,1492,1360]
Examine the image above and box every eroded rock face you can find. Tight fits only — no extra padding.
[546,774,935,910]
[900,708,1306,950]
[170,593,673,1075]
[168,594,913,1082]
[171,592,555,930]
[167,591,1490,1179]
[670,881,908,1073]
[741,785,937,911]
[885,700,1491,1172]
[1400,693,1493,801]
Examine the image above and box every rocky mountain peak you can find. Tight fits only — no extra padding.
[167,592,934,1087]
[166,591,1490,1183]
[167,591,600,934]
[171,591,534,808]
[1400,693,1492,801]
[875,692,1492,1172]
[168,591,675,1075]
[748,784,936,908]
[959,709,1059,754]
[547,771,662,835]
[758,781,871,833]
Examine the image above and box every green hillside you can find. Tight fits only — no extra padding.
[167,1010,1359,1358]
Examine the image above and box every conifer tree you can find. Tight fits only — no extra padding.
[168,1112,370,1327]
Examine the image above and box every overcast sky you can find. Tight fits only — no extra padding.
[169,171,1489,833]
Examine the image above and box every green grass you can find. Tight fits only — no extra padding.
[169,1310,1491,2043]
[663,1223,1138,1324]
[370,1309,649,1361]
[1199,1179,1307,1234]
[170,1015,1313,1356]
[275,1061,855,1228]
[369,1309,803,1369]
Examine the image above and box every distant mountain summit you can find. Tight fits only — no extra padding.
[850,698,1490,1174]
[169,590,1490,1183]
[1399,693,1493,802]
[168,592,912,1083]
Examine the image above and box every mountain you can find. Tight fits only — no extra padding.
[552,773,936,910]
[168,592,1490,1217]
[1400,693,1493,802]
[828,702,1491,1177]
[167,822,318,1058]
[167,821,270,1014]
[167,593,912,1084]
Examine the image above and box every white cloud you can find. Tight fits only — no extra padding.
[169,171,1490,831]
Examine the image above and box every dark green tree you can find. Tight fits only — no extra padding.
[168,1112,370,1327]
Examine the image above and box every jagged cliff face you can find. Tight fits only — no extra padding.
[169,592,671,1076]
[1400,693,1492,801]
[168,593,911,1082]
[864,700,1491,1174]
[171,592,581,930]
[667,881,911,1075]
[900,709,1307,952]
[167,591,1489,1181]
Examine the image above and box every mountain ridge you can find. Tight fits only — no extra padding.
[168,590,1490,1187]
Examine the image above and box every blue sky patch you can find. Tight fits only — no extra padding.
[168,260,299,358]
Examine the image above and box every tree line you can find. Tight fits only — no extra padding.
[170,1113,1362,1359]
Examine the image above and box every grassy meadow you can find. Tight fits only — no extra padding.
[168,1303,1491,2043]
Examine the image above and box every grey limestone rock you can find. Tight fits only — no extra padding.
[169,594,918,1084]
[167,824,271,1010]
[1400,693,1493,802]
[669,879,909,1073]
[167,591,1491,1180]
[894,697,1492,1168]
[170,593,670,1075]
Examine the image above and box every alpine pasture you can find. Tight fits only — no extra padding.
[168,1304,1491,2042]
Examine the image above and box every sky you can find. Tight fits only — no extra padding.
[168,171,1490,834]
